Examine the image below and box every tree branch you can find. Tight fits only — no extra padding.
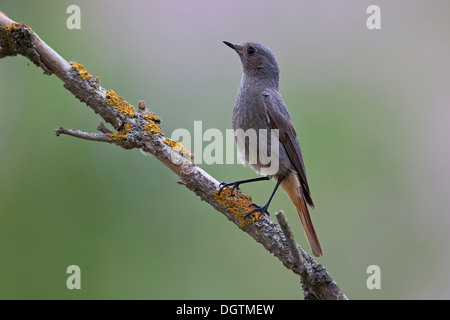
[276,210,306,276]
[275,211,347,300]
[0,12,347,300]
[54,126,114,143]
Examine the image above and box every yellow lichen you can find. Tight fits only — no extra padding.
[91,76,100,86]
[138,101,146,110]
[143,112,162,123]
[163,138,194,159]
[105,90,135,117]
[71,61,92,80]
[144,120,163,136]
[2,22,32,43]
[108,123,133,141]
[3,22,23,35]
[142,109,164,136]
[214,188,262,228]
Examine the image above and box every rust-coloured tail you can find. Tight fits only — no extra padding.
[280,173,323,257]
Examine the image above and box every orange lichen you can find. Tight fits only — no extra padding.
[138,101,146,110]
[105,90,135,117]
[214,187,262,228]
[163,138,194,159]
[143,112,162,123]
[91,76,100,86]
[71,61,92,80]
[3,22,23,35]
[108,123,133,141]
[144,120,163,136]
[142,109,164,136]
[1,22,33,47]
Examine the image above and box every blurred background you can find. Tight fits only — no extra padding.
[0,0,449,299]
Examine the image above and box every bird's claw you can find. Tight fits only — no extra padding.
[218,181,240,196]
[246,203,270,218]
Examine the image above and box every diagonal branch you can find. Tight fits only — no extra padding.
[0,12,347,300]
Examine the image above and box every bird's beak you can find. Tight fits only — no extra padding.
[223,41,237,50]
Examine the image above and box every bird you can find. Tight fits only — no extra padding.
[220,41,323,257]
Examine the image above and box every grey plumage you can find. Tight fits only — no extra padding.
[224,41,323,257]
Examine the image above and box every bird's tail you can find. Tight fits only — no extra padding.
[280,173,323,257]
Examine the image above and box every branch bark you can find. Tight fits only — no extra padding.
[0,12,347,300]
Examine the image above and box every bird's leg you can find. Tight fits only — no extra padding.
[247,176,284,218]
[218,176,270,196]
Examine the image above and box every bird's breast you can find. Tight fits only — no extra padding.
[232,88,268,132]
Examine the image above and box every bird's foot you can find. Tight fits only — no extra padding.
[246,203,270,219]
[218,181,241,196]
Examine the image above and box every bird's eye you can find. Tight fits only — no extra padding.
[247,47,256,54]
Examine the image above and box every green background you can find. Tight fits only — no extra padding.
[1,0,449,299]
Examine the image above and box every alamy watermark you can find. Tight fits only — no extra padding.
[366,264,381,289]
[170,121,280,176]
[66,5,81,30]
[366,5,381,30]
[66,5,381,31]
[66,265,81,290]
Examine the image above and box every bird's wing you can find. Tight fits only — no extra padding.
[261,90,315,209]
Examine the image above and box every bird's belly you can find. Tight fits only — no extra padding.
[233,122,289,178]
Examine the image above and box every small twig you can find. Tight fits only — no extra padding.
[275,210,306,276]
[276,210,348,300]
[97,122,113,134]
[54,126,114,143]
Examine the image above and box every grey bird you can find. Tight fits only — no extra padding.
[220,41,323,257]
